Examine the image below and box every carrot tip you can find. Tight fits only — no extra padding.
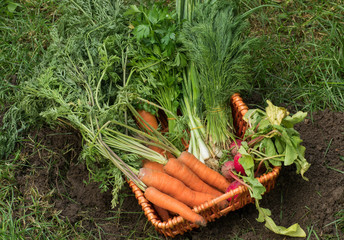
[195,218,207,227]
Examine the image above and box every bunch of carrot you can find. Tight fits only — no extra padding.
[135,110,231,225]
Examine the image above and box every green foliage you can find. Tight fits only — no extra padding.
[123,2,187,147]
[126,3,179,56]
[239,0,344,111]
[2,0,139,207]
[0,0,60,158]
[237,101,309,238]
[256,201,306,237]
[180,0,256,145]
[0,0,129,159]
[243,101,310,180]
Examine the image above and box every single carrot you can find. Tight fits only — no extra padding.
[136,110,158,132]
[148,145,164,155]
[163,158,223,197]
[152,204,170,222]
[136,112,175,159]
[177,151,230,193]
[139,168,216,208]
[141,153,170,222]
[142,159,164,172]
[144,187,206,226]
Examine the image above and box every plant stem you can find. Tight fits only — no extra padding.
[228,171,253,192]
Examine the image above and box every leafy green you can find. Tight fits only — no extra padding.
[180,0,255,146]
[236,100,310,237]
[266,100,289,126]
[238,143,266,199]
[7,0,145,207]
[243,100,310,180]
[124,2,187,147]
[256,201,306,238]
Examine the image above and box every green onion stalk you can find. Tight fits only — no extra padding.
[176,0,204,23]
[181,63,213,163]
[176,0,217,163]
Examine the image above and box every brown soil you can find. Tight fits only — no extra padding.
[15,110,344,239]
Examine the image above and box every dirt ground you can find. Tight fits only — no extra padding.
[15,109,344,239]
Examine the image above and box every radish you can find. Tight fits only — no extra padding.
[226,181,241,201]
[221,159,253,201]
[221,161,235,181]
[229,139,242,156]
[234,153,245,175]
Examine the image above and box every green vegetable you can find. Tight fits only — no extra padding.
[11,0,148,207]
[124,2,187,145]
[180,0,254,147]
[181,63,212,163]
[243,100,310,180]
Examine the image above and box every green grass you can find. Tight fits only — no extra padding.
[0,152,72,239]
[0,0,59,158]
[239,0,344,112]
[0,136,154,240]
[0,0,58,83]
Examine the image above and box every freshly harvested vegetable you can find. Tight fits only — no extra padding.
[144,187,206,226]
[106,107,229,197]
[138,167,217,208]
[136,110,159,132]
[126,3,185,140]
[220,159,252,193]
[233,153,245,175]
[229,139,242,156]
[181,63,212,164]
[164,157,223,197]
[178,151,230,193]
[135,109,175,159]
[142,159,165,172]
[152,204,170,222]
[180,0,253,147]
[226,100,310,238]
[221,160,235,182]
[225,181,241,202]
[243,100,310,180]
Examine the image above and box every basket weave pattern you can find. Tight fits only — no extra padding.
[128,93,281,237]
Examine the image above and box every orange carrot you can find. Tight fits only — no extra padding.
[136,111,175,158]
[148,139,175,159]
[144,187,206,226]
[177,151,230,193]
[152,204,170,222]
[142,157,170,221]
[139,168,216,208]
[142,159,164,172]
[136,110,158,132]
[164,158,223,197]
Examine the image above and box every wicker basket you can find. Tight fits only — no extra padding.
[128,93,281,237]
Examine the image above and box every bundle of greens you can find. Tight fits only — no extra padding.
[123,3,187,145]
[11,0,145,207]
[221,100,310,237]
[180,0,254,149]
[242,100,311,180]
